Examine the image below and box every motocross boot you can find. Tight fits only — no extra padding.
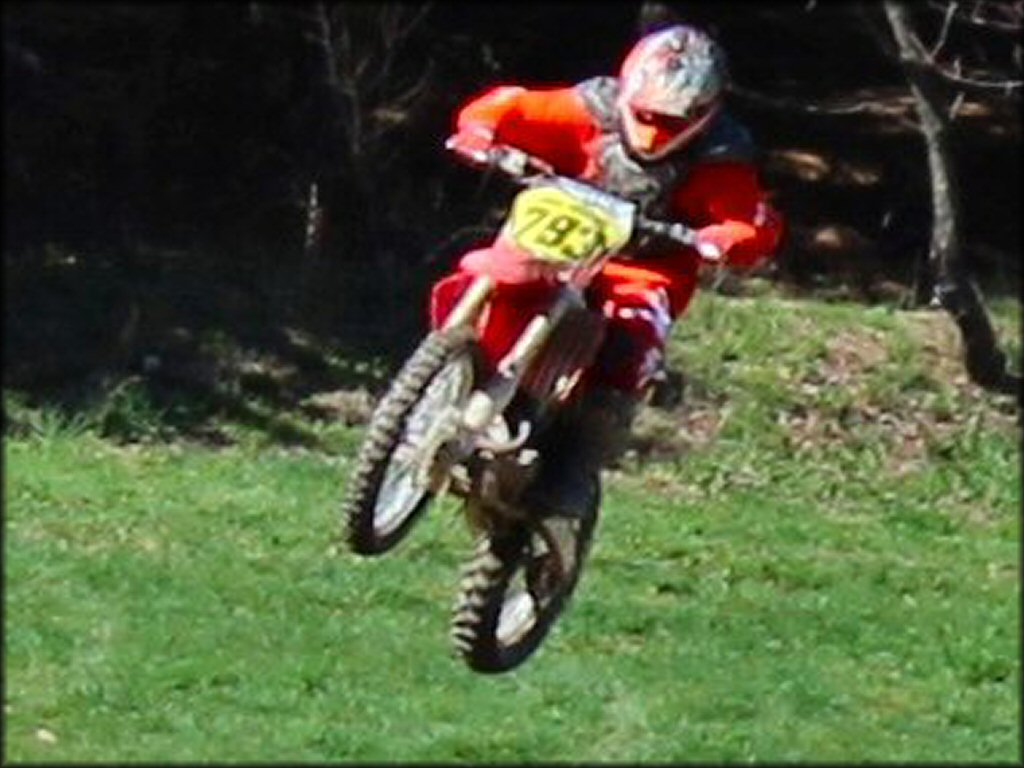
[521,387,640,519]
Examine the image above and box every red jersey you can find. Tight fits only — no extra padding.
[456,77,783,272]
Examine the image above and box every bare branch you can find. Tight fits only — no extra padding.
[924,0,1023,31]
[929,1,958,58]
[885,2,1022,94]
[363,5,431,97]
[903,16,935,60]
[728,83,921,129]
[334,10,352,80]
[728,84,875,115]
[933,59,1023,90]
[883,1,1021,398]
[396,2,432,39]
[375,6,400,87]
[948,89,966,117]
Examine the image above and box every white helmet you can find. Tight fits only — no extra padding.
[617,25,728,160]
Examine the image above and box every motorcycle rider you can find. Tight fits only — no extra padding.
[436,24,784,516]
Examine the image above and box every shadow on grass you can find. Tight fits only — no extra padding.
[3,253,413,448]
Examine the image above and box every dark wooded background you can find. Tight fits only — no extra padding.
[4,2,1020,396]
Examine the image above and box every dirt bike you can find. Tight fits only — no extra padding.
[341,142,722,673]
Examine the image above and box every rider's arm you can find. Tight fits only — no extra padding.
[454,85,597,175]
[671,161,784,268]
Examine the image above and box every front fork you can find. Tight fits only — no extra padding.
[449,277,580,442]
[392,279,501,497]
[431,274,580,506]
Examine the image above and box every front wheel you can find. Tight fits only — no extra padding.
[450,474,600,673]
[343,326,478,555]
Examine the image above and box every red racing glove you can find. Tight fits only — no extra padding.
[694,220,758,263]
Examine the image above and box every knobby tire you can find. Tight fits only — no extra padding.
[343,326,477,555]
[451,476,599,673]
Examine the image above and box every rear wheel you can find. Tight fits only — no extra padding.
[450,474,599,673]
[343,327,477,555]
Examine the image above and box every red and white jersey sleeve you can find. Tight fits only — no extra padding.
[455,85,600,176]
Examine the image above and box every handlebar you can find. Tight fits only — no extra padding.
[445,140,723,262]
[445,140,555,179]
[630,214,723,262]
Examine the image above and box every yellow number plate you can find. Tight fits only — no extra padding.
[504,186,631,264]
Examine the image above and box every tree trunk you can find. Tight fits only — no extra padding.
[286,1,354,325]
[883,1,1020,401]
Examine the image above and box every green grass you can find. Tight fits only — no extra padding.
[4,292,1020,762]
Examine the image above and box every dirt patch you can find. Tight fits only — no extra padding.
[823,327,890,387]
[629,308,1018,470]
[901,310,975,388]
[628,402,727,462]
[795,312,1015,471]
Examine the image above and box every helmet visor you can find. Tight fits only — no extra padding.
[630,103,712,145]
[618,101,716,158]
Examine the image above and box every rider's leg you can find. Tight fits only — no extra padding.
[522,265,687,517]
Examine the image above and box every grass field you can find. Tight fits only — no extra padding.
[4,290,1020,762]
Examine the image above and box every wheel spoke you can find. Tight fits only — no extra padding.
[372,357,473,536]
